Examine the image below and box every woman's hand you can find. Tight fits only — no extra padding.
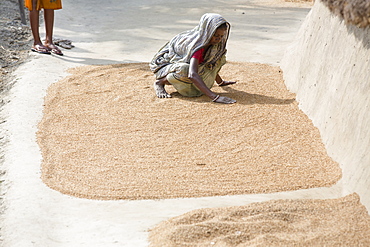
[189,60,236,104]
[212,95,236,104]
[217,80,236,86]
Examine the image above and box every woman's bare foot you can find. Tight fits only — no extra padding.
[154,78,171,98]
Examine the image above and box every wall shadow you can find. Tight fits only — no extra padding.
[346,24,370,50]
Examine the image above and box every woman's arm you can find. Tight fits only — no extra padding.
[188,57,218,99]
[188,58,236,103]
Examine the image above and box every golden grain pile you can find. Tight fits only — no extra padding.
[149,193,370,246]
[37,62,341,200]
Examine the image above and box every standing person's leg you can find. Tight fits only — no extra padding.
[29,0,50,54]
[44,9,63,55]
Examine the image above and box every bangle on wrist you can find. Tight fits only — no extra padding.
[212,95,220,102]
[217,80,226,86]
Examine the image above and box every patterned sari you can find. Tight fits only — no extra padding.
[25,0,62,11]
[150,13,230,97]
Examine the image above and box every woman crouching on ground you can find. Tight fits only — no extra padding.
[150,13,237,104]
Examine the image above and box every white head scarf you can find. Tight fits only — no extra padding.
[150,13,230,75]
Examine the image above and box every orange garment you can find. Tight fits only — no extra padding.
[25,0,62,11]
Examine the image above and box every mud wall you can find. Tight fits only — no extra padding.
[281,0,370,210]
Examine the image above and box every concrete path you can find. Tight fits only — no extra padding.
[1,1,339,246]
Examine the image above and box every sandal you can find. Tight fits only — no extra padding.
[53,38,74,49]
[31,44,51,55]
[45,44,64,56]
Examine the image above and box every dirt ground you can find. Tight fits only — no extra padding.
[0,0,31,173]
[0,1,31,215]
[0,0,31,94]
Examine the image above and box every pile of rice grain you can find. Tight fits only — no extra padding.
[149,193,370,246]
[37,62,341,200]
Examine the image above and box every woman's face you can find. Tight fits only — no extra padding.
[209,28,226,46]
